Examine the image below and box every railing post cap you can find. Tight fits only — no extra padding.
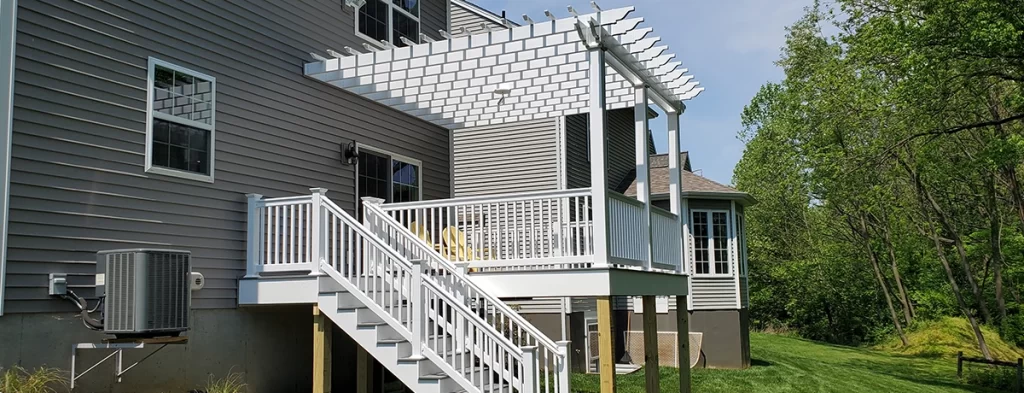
[410,259,425,266]
[520,345,539,353]
[362,196,386,205]
[245,193,264,200]
[310,187,329,195]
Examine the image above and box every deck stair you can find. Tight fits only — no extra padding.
[247,190,570,393]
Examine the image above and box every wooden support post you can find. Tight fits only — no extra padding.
[597,296,617,393]
[1017,357,1022,393]
[356,345,374,393]
[676,295,691,393]
[957,351,963,379]
[642,296,660,393]
[313,305,332,393]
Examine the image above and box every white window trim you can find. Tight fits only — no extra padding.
[354,0,422,49]
[690,209,733,277]
[145,57,216,183]
[0,0,18,317]
[738,213,748,277]
[356,143,424,202]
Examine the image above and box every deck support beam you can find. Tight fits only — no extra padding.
[676,295,691,393]
[313,305,332,393]
[597,296,617,393]
[642,296,660,392]
[356,346,373,393]
[589,48,611,268]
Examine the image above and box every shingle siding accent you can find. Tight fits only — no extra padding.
[6,0,451,313]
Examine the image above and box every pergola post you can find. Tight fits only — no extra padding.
[667,111,685,274]
[589,47,611,268]
[634,85,653,271]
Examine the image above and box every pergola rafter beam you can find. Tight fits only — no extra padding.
[303,6,698,128]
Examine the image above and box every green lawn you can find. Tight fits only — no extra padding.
[571,333,1000,393]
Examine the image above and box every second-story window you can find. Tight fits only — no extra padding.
[357,0,420,47]
[146,57,216,182]
[692,210,731,275]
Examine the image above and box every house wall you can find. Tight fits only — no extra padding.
[565,108,645,191]
[5,0,450,314]
[450,0,508,37]
[2,0,451,390]
[652,197,746,311]
[0,307,313,392]
[452,118,561,196]
[622,309,750,369]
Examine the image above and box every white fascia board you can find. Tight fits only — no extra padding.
[0,0,17,316]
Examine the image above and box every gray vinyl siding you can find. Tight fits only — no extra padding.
[565,108,646,192]
[450,1,507,37]
[691,277,739,310]
[453,118,560,196]
[421,0,448,41]
[6,0,451,313]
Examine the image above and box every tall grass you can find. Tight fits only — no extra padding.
[204,370,246,393]
[0,366,66,393]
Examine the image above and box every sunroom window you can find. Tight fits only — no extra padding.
[146,58,216,182]
[692,210,731,275]
[357,0,420,47]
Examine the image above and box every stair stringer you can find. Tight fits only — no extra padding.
[319,264,482,393]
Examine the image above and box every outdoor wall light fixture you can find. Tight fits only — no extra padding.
[344,0,367,9]
[494,84,512,106]
[341,141,358,165]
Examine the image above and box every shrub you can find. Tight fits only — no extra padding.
[0,366,66,393]
[203,370,246,393]
[1000,309,1024,348]
[961,362,1018,392]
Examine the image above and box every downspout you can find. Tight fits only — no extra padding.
[0,0,19,316]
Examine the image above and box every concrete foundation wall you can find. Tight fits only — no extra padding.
[0,307,312,392]
[687,309,750,369]
[551,308,751,371]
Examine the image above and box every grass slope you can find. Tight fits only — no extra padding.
[571,333,1000,393]
[875,317,1024,361]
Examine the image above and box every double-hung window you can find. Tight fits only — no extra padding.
[357,0,420,47]
[691,210,731,275]
[146,58,216,182]
[357,145,422,208]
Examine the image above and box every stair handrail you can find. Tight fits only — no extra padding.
[365,199,562,351]
[364,199,571,393]
[322,197,544,391]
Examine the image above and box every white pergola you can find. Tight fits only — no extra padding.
[305,5,701,391]
[304,4,700,276]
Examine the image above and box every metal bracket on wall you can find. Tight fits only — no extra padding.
[70,336,187,389]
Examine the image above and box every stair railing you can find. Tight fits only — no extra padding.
[363,198,571,393]
[323,194,558,393]
[245,189,570,393]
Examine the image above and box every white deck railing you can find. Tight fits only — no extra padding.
[608,192,648,266]
[364,200,570,393]
[245,189,567,393]
[651,206,682,270]
[379,189,595,270]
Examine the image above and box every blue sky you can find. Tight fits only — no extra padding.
[470,0,811,185]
